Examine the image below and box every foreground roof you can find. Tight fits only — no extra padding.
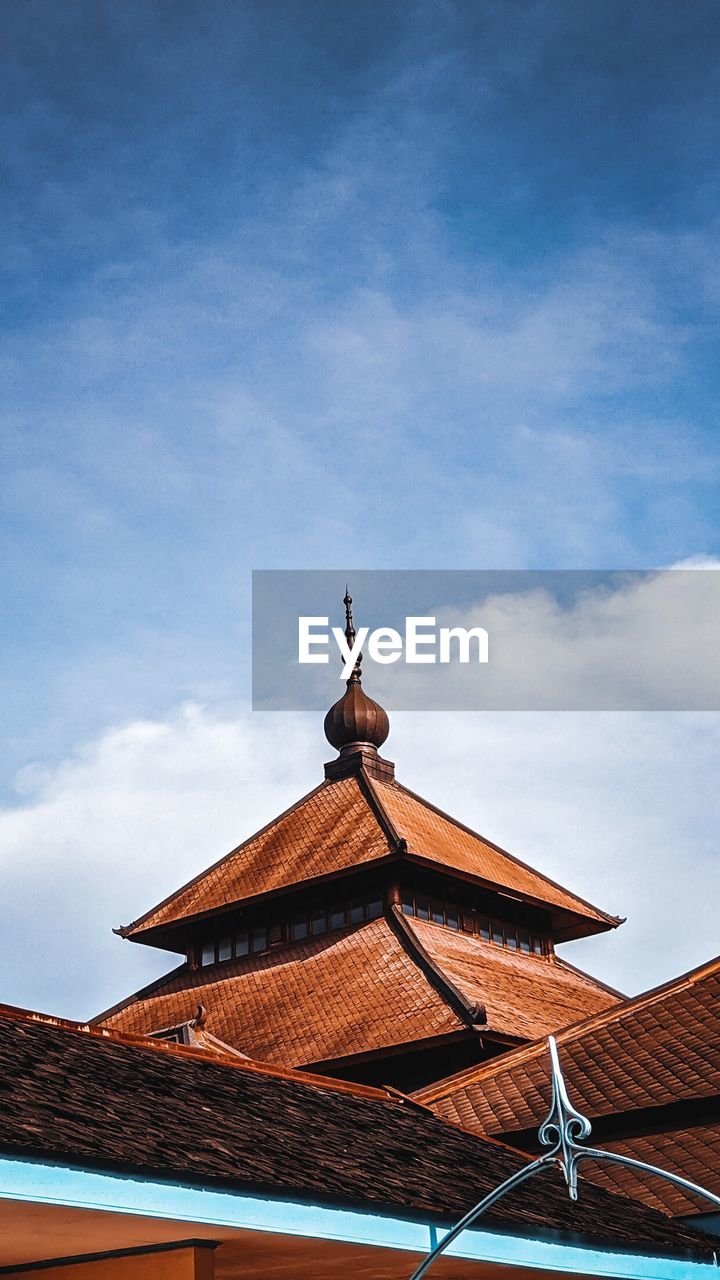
[416,953,720,1217]
[122,769,619,945]
[98,914,619,1068]
[0,1002,714,1260]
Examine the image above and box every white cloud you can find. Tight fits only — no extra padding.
[0,705,320,1020]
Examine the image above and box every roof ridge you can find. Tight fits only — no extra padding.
[359,769,404,846]
[120,776,334,938]
[0,1000,400,1103]
[377,778,621,928]
[415,949,720,1104]
[386,904,487,1030]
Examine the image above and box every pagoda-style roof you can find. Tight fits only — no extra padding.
[120,768,620,947]
[97,913,620,1073]
[107,596,625,1092]
[415,952,720,1218]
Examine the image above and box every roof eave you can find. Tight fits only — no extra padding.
[1,1153,715,1270]
[401,850,622,940]
[119,851,405,950]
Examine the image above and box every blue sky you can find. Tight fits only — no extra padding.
[1,1,719,1016]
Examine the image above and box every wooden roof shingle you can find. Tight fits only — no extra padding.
[0,1003,716,1260]
[98,916,619,1067]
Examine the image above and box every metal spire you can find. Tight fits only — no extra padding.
[343,587,362,684]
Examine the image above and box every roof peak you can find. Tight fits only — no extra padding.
[323,588,393,779]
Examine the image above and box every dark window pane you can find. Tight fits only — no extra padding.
[431,902,444,925]
[235,930,249,957]
[269,923,283,945]
[445,906,459,930]
[519,930,531,953]
[290,916,308,941]
[348,901,364,925]
[218,937,232,962]
[478,919,491,942]
[401,894,414,916]
[329,903,347,930]
[311,909,327,936]
[490,922,503,944]
[201,943,215,967]
[367,897,383,920]
[252,926,268,952]
[416,900,430,921]
[532,936,544,955]
[507,929,519,949]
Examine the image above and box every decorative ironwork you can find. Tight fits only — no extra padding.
[409,1034,720,1279]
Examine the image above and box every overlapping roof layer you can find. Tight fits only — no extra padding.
[373,780,615,930]
[123,776,392,938]
[409,918,621,1041]
[99,916,619,1067]
[417,954,720,1216]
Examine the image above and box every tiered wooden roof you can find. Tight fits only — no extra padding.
[99,913,619,1070]
[0,1002,715,1261]
[105,625,623,1084]
[415,953,720,1217]
[120,770,619,947]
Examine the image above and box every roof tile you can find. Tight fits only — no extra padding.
[127,776,391,936]
[102,919,463,1065]
[373,779,614,926]
[407,918,621,1041]
[127,772,616,940]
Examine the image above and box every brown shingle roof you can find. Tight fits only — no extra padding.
[408,917,622,1040]
[99,919,469,1064]
[0,1003,715,1259]
[98,916,618,1067]
[416,953,720,1217]
[372,779,617,935]
[123,775,393,940]
[582,1127,720,1217]
[123,770,618,942]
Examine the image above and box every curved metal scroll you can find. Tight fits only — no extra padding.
[409,1034,720,1279]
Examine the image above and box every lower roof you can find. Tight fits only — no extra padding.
[96,915,619,1067]
[415,952,720,1217]
[0,1003,714,1260]
[576,1126,720,1218]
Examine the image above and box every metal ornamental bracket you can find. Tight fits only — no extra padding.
[409,1035,720,1279]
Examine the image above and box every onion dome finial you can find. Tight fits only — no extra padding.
[323,589,390,753]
